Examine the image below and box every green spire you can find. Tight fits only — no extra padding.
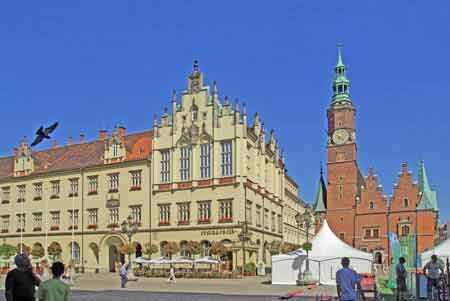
[332,43,351,104]
[417,161,438,211]
[313,165,327,213]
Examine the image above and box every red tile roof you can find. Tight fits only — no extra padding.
[0,131,153,181]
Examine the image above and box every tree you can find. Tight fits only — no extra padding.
[269,240,282,255]
[0,244,17,259]
[47,242,62,261]
[301,242,312,252]
[17,243,31,255]
[143,242,158,257]
[210,242,228,258]
[189,241,201,258]
[280,242,296,254]
[31,244,45,258]
[163,241,179,259]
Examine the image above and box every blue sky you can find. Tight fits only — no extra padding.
[0,1,449,220]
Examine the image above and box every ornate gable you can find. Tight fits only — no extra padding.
[358,168,387,213]
[13,138,34,177]
[104,127,126,164]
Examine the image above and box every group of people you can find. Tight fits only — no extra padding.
[4,253,70,301]
[336,254,446,301]
[118,263,176,288]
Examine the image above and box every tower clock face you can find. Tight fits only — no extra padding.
[332,129,350,145]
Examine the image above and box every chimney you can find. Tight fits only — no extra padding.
[52,140,58,149]
[118,126,126,137]
[79,134,85,144]
[67,136,73,146]
[99,130,108,140]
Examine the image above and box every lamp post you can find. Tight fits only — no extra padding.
[238,221,251,277]
[296,210,313,281]
[121,215,138,278]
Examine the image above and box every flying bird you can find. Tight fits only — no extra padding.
[31,122,58,147]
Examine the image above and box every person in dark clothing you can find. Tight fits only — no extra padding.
[5,253,41,301]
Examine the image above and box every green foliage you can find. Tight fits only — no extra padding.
[143,243,158,256]
[189,241,202,256]
[302,242,312,252]
[31,244,45,258]
[47,242,62,260]
[0,244,18,258]
[244,262,256,273]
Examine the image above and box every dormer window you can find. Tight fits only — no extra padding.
[112,143,119,157]
[403,198,409,208]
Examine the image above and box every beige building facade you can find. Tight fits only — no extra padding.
[0,62,310,272]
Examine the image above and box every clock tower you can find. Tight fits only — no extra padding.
[325,46,360,246]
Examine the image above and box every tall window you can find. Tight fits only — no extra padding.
[277,214,283,234]
[201,241,211,257]
[200,144,211,178]
[130,206,142,225]
[245,201,252,224]
[219,199,232,222]
[256,205,262,227]
[87,209,98,225]
[51,181,60,197]
[50,211,60,227]
[17,185,26,202]
[109,208,119,225]
[339,232,345,241]
[159,204,170,225]
[180,147,191,181]
[1,215,9,232]
[69,209,79,226]
[403,198,409,208]
[160,150,170,183]
[369,201,374,209]
[271,212,276,232]
[221,141,233,176]
[33,183,42,200]
[108,173,119,192]
[264,209,269,229]
[198,201,211,222]
[112,143,119,157]
[16,214,25,232]
[1,187,10,204]
[32,213,42,229]
[88,176,98,194]
[130,170,142,189]
[69,178,79,196]
[178,203,190,224]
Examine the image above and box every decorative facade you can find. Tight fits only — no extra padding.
[0,62,309,272]
[313,47,439,263]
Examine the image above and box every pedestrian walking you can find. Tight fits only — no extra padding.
[5,253,41,301]
[119,263,129,288]
[336,257,365,301]
[423,254,444,300]
[167,264,176,284]
[38,262,70,301]
[395,257,407,301]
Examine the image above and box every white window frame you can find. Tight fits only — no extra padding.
[180,147,191,181]
[220,141,233,176]
[160,150,170,183]
[200,144,211,179]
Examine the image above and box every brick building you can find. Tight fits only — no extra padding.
[313,47,439,263]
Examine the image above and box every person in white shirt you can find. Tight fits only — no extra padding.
[167,265,176,284]
[423,254,444,299]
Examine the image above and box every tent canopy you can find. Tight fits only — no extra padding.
[421,238,450,266]
[308,220,373,261]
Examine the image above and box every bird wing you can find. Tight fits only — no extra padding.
[36,126,44,136]
[44,122,58,135]
[30,135,44,147]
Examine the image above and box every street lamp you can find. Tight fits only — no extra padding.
[238,221,251,276]
[121,215,138,278]
[296,210,313,281]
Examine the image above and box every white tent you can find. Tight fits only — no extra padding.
[421,238,450,266]
[271,250,307,285]
[307,220,373,285]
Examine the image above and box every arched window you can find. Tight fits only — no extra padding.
[201,241,211,257]
[369,201,374,209]
[69,242,80,264]
[403,198,409,208]
[180,241,191,258]
[401,225,410,237]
